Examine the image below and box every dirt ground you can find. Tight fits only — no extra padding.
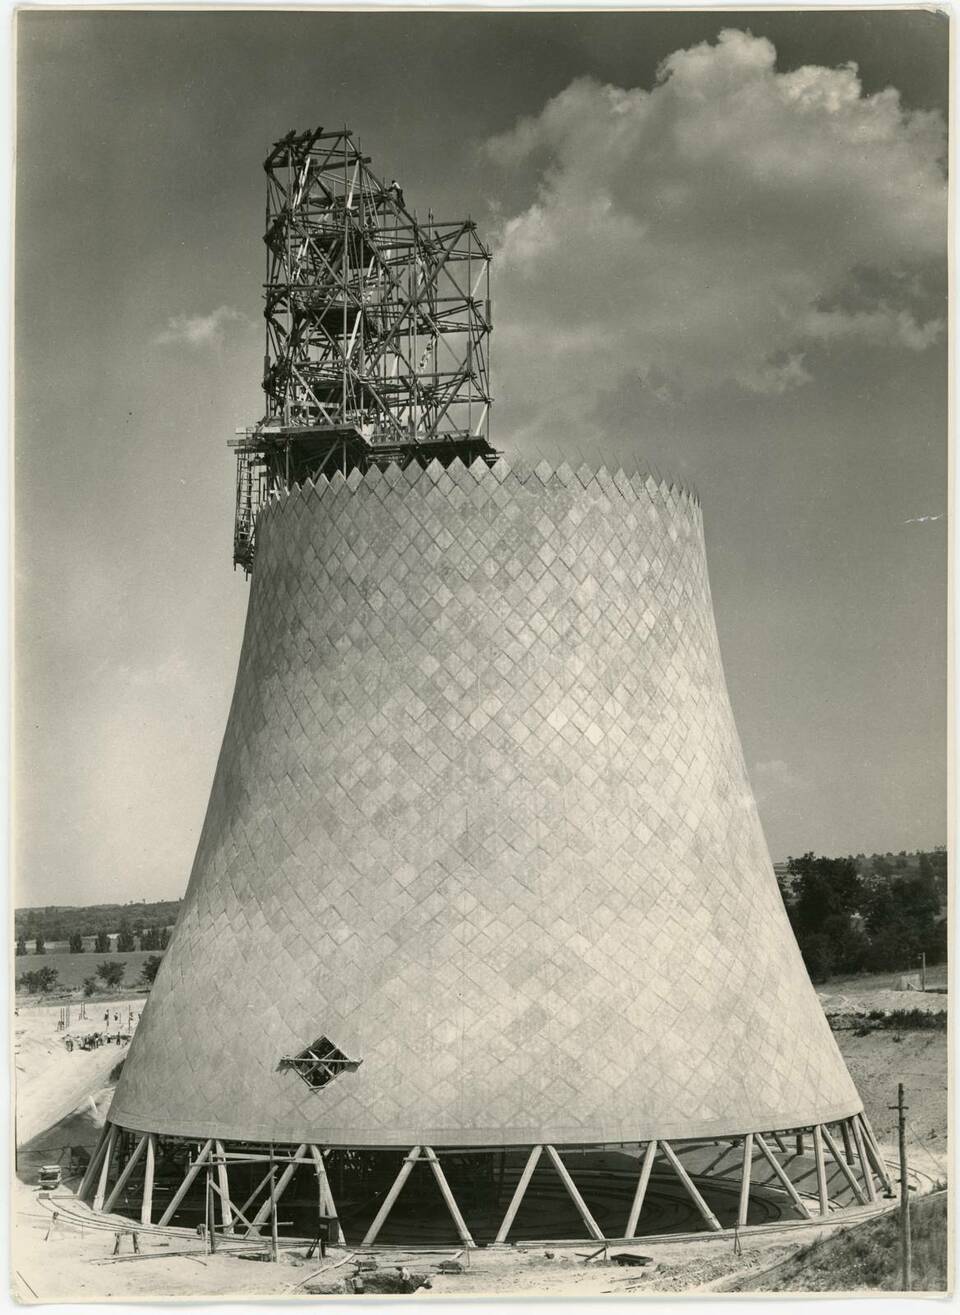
[14,999,142,1146]
[833,1029,948,1180]
[10,1184,878,1303]
[818,976,948,1183]
[11,979,948,1301]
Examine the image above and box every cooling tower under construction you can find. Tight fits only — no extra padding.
[79,129,889,1246]
[83,460,890,1243]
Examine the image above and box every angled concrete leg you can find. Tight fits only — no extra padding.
[737,1133,753,1228]
[850,1116,877,1203]
[625,1140,658,1238]
[78,1122,111,1202]
[753,1133,812,1220]
[361,1147,421,1246]
[423,1147,475,1246]
[494,1145,542,1244]
[92,1124,119,1213]
[157,1140,213,1226]
[659,1140,721,1232]
[544,1145,604,1241]
[820,1124,866,1205]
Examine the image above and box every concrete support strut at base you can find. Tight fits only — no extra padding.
[754,1132,812,1220]
[361,1146,422,1246]
[625,1139,658,1238]
[214,1140,234,1233]
[140,1135,157,1224]
[812,1124,830,1216]
[659,1139,722,1232]
[78,1121,111,1202]
[840,1119,855,1165]
[737,1133,753,1228]
[850,1115,877,1203]
[309,1145,344,1245]
[85,1117,880,1244]
[422,1147,476,1247]
[360,1146,477,1247]
[858,1112,894,1193]
[103,1133,148,1215]
[494,1145,542,1243]
[820,1124,867,1205]
[544,1145,604,1241]
[92,1124,119,1213]
[158,1140,213,1226]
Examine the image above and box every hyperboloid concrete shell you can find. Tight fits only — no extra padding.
[92,457,881,1241]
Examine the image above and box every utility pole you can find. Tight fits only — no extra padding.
[920,952,926,992]
[893,1084,911,1291]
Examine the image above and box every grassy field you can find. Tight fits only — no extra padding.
[14,948,156,993]
[732,1192,949,1293]
[824,963,948,994]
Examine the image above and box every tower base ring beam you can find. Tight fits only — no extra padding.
[84,1118,883,1249]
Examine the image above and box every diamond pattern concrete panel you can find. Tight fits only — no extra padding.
[110,459,861,1146]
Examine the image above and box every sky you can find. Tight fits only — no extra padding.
[14,7,948,908]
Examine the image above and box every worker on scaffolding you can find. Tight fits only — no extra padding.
[387,178,405,210]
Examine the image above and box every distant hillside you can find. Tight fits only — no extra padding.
[14,900,183,944]
[855,849,947,885]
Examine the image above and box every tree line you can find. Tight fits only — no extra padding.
[778,851,946,984]
[14,899,182,944]
[15,917,171,956]
[16,954,165,997]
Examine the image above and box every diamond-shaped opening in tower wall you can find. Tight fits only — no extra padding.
[279,1036,362,1090]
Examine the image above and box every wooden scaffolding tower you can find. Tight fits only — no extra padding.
[232,126,495,572]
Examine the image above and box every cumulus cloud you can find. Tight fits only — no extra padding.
[155,305,251,348]
[485,29,946,443]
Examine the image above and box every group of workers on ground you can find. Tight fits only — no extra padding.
[61,1006,140,1052]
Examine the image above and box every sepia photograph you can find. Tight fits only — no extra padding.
[11,4,949,1301]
